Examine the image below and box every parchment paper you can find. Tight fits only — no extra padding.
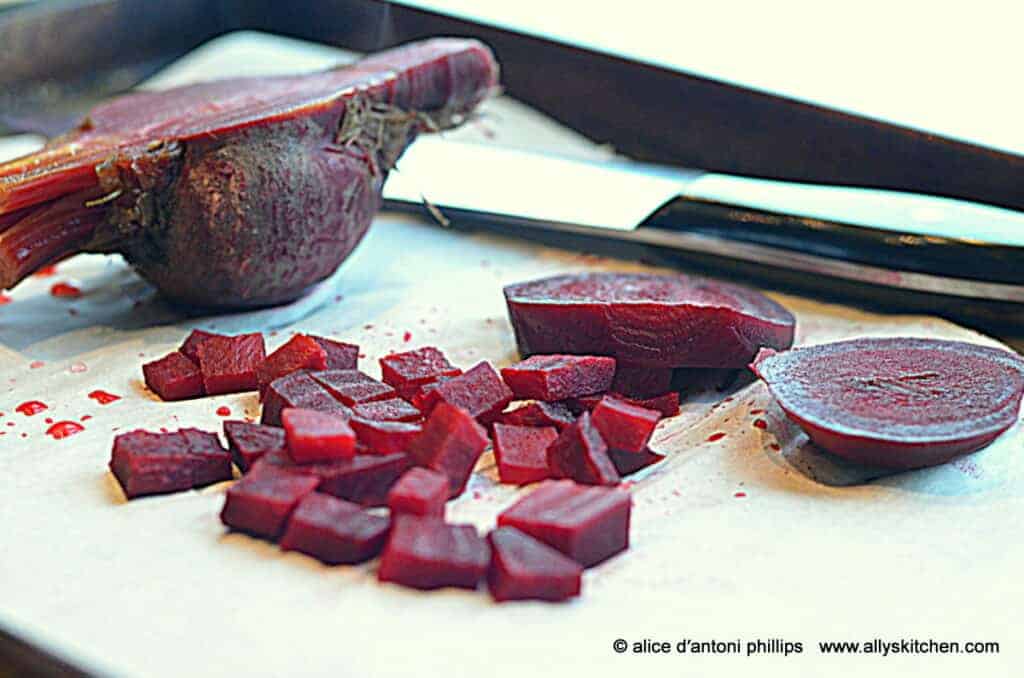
[1,33,1021,678]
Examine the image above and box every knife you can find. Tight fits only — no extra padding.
[383,138,1024,311]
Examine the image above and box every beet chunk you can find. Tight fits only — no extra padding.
[378,515,490,590]
[311,370,395,406]
[492,423,558,485]
[590,396,661,454]
[252,449,411,507]
[487,527,582,602]
[223,420,285,472]
[497,480,631,567]
[504,272,795,368]
[109,428,232,499]
[142,351,204,401]
[387,468,449,517]
[352,397,423,423]
[256,334,327,397]
[261,371,351,426]
[407,403,490,497]
[380,346,461,389]
[752,338,1024,469]
[420,361,513,423]
[564,391,680,418]
[611,365,674,398]
[279,493,389,564]
[498,401,575,431]
[609,448,665,476]
[547,412,620,486]
[282,408,356,463]
[350,418,422,455]
[196,333,267,395]
[180,329,225,364]
[309,336,359,370]
[220,468,319,540]
[501,354,616,401]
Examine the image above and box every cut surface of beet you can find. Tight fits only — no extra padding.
[504,272,795,368]
[252,449,411,507]
[309,336,359,370]
[752,338,1024,469]
[611,365,674,398]
[407,403,490,497]
[279,493,389,564]
[220,468,320,540]
[380,346,461,388]
[387,467,449,517]
[142,351,204,401]
[180,329,225,364]
[350,418,422,455]
[608,447,665,476]
[497,480,631,567]
[311,369,395,406]
[498,401,575,431]
[109,428,232,499]
[420,361,513,423]
[378,515,490,590]
[196,333,267,395]
[256,334,327,397]
[281,408,356,463]
[590,396,661,453]
[223,420,285,472]
[547,412,620,486]
[352,397,422,423]
[492,423,558,485]
[501,354,616,401]
[487,527,582,602]
[261,371,351,426]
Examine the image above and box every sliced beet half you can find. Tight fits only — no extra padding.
[504,272,794,368]
[752,338,1024,469]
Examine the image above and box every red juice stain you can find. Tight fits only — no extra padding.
[88,390,121,405]
[0,293,11,305]
[47,421,84,439]
[29,360,45,369]
[216,406,231,417]
[81,415,93,422]
[734,491,747,498]
[403,331,412,342]
[20,433,27,438]
[50,282,82,298]
[5,421,14,427]
[769,443,781,451]
[749,408,765,415]
[706,432,727,442]
[34,264,58,277]
[44,417,54,424]
[753,418,768,430]
[16,400,47,416]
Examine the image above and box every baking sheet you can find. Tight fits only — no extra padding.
[1,32,1021,678]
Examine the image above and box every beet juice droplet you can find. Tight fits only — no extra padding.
[88,390,121,405]
[47,421,84,439]
[50,282,82,298]
[753,419,768,430]
[15,400,48,416]
[34,264,58,277]
[706,432,727,442]
[216,406,231,417]
[0,293,11,305]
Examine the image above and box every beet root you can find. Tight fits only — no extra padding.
[0,39,499,307]
[752,338,1024,469]
[504,272,795,368]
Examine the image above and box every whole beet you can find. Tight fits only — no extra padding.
[0,39,498,308]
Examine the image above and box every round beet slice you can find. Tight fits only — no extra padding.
[504,273,795,368]
[752,338,1024,469]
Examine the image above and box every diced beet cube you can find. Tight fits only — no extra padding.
[253,449,411,507]
[407,403,490,497]
[609,448,665,476]
[220,468,319,540]
[387,467,449,517]
[497,480,631,567]
[223,420,285,472]
[282,408,356,463]
[487,527,582,602]
[380,346,461,388]
[501,355,616,401]
[547,412,620,486]
[308,335,359,370]
[350,418,422,455]
[179,329,226,364]
[498,401,575,431]
[196,333,266,395]
[420,362,513,423]
[256,334,327,398]
[492,423,558,485]
[590,396,661,453]
[261,371,351,426]
[311,370,395,406]
[563,391,680,418]
[611,365,674,398]
[352,397,422,423]
[405,379,447,413]
[109,428,232,499]
[142,351,204,401]
[279,493,389,564]
[378,515,490,590]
